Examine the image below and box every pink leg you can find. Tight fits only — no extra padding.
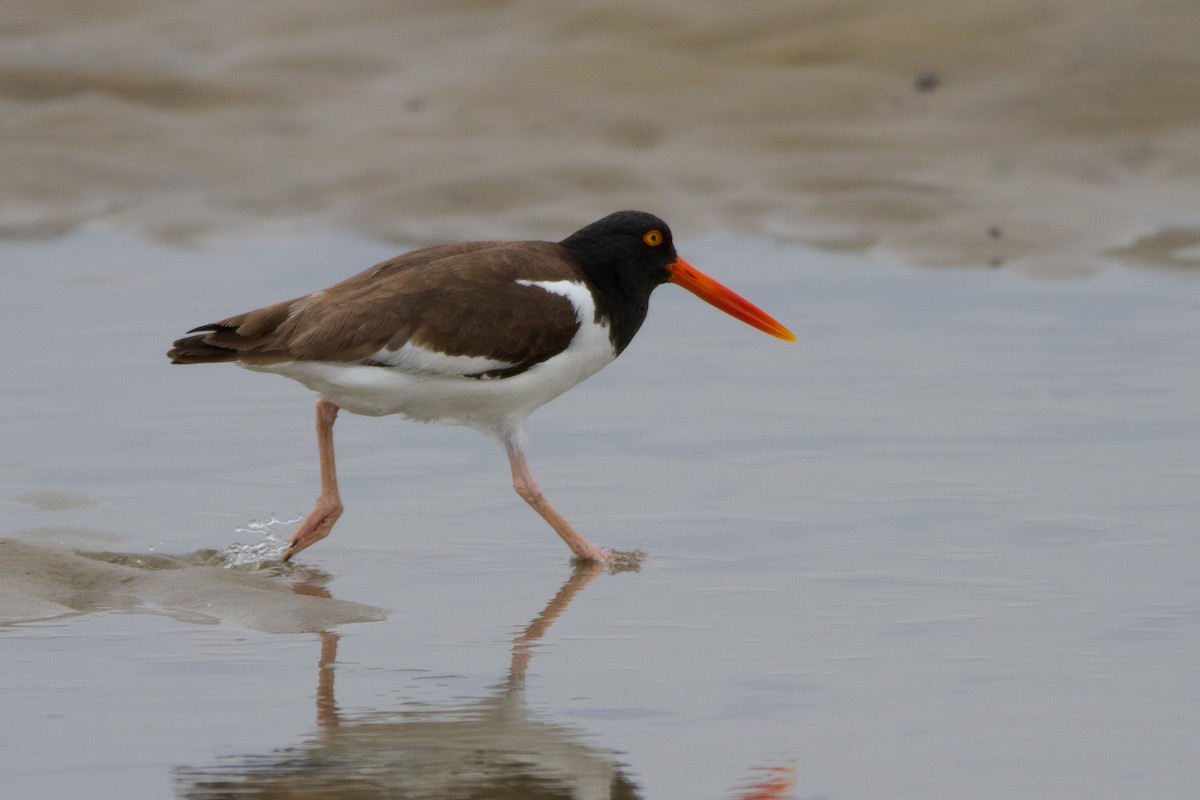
[504,438,608,563]
[283,399,343,561]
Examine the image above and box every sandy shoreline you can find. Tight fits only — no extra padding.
[0,537,386,633]
[3,0,1199,275]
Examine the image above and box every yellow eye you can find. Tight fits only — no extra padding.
[642,229,663,247]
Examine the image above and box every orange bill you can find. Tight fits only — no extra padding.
[668,258,796,342]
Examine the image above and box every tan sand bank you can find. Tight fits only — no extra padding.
[2,1,1198,275]
[0,538,386,633]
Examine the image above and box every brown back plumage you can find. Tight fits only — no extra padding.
[168,241,587,374]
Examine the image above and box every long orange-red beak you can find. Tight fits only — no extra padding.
[668,258,796,342]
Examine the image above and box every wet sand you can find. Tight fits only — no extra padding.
[0,537,385,633]
[3,0,1200,274]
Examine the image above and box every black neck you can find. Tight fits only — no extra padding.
[560,239,668,355]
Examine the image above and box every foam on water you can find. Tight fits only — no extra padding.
[218,516,301,568]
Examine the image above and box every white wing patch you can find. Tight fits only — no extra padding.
[365,341,514,377]
[514,279,594,316]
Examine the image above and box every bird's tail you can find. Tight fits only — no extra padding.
[167,334,240,364]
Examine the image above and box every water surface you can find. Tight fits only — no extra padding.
[2,229,1197,798]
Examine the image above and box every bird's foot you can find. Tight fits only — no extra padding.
[281,499,343,562]
[567,540,609,564]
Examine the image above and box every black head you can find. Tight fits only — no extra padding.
[560,210,679,288]
[557,209,798,351]
[559,210,680,352]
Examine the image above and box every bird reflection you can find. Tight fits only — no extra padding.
[174,563,796,799]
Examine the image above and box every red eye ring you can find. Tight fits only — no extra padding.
[643,229,663,247]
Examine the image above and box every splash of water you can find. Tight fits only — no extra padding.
[218,515,300,568]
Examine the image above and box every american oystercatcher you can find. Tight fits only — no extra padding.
[168,211,794,563]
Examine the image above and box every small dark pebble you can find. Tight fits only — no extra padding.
[987,226,1003,239]
[915,70,940,92]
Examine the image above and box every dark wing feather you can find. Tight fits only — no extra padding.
[168,241,585,378]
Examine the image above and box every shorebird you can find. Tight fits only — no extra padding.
[168,211,794,562]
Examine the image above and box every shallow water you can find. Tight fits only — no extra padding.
[2,228,1198,798]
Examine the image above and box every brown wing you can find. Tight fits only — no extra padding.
[168,241,586,377]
